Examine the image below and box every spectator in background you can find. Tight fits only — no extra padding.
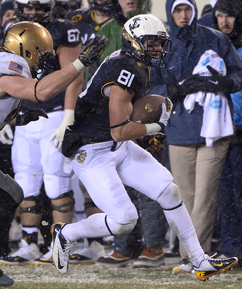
[201,4,212,17]
[0,0,15,42]
[52,0,70,18]
[68,0,82,12]
[213,0,242,267]
[197,0,217,27]
[148,0,242,274]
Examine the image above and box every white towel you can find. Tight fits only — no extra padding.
[184,49,233,147]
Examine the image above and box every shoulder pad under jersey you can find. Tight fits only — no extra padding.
[47,18,81,50]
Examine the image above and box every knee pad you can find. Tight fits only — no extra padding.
[84,200,97,211]
[20,195,43,214]
[0,171,23,204]
[51,190,75,213]
[105,215,137,236]
[157,183,182,210]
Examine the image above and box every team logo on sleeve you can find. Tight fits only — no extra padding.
[8,61,23,74]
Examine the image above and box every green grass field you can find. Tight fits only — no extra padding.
[2,263,242,289]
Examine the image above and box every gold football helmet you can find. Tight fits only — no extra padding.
[2,21,54,76]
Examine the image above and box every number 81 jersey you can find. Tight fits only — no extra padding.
[73,49,150,145]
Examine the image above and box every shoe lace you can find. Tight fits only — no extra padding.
[205,253,218,261]
[63,242,73,262]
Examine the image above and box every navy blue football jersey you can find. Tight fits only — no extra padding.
[66,8,110,44]
[70,50,150,145]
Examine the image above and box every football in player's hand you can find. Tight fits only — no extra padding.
[131,94,167,124]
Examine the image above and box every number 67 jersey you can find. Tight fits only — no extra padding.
[71,49,150,145]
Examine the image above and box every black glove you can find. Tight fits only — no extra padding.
[167,74,209,100]
[16,108,48,126]
[78,35,108,67]
[62,126,83,158]
[205,65,234,94]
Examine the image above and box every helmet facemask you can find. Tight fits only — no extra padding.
[52,0,69,19]
[32,48,56,79]
[14,0,54,25]
[88,0,114,15]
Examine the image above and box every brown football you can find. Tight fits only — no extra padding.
[131,94,167,124]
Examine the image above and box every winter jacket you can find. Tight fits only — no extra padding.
[148,0,242,146]
[212,0,242,144]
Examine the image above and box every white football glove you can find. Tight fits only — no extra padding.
[159,97,173,126]
[0,124,13,145]
[145,97,173,135]
[49,109,75,149]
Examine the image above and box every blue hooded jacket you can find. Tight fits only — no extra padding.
[149,0,242,145]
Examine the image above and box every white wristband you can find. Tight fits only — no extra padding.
[62,109,75,126]
[72,59,85,73]
[145,123,162,134]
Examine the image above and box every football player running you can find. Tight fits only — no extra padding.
[51,14,238,281]
[0,21,106,284]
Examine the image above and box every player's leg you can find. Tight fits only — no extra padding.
[70,182,106,265]
[1,124,44,265]
[0,172,23,284]
[168,144,197,272]
[35,112,75,265]
[96,186,143,268]
[63,144,138,239]
[0,171,24,248]
[118,141,203,264]
[51,142,138,273]
[0,142,16,257]
[118,141,237,280]
[132,193,167,268]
